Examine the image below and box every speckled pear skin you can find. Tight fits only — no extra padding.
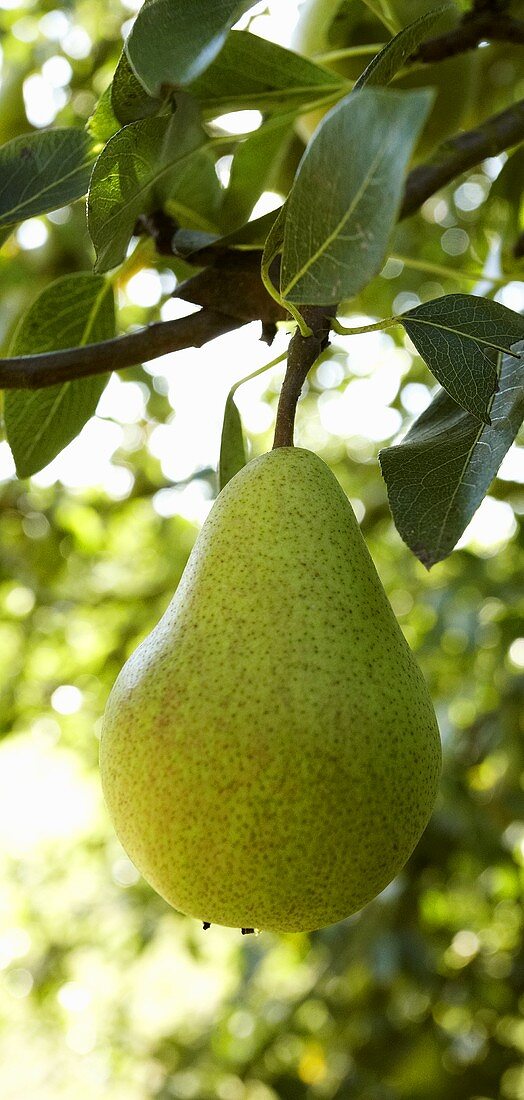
[100,447,441,933]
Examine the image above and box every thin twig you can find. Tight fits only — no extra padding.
[272,306,334,448]
[400,98,524,219]
[271,98,524,447]
[413,13,524,63]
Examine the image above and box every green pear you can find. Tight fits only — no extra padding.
[101,447,441,933]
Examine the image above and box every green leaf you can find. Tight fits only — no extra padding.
[87,85,120,143]
[221,209,281,249]
[0,226,13,250]
[165,148,223,233]
[188,29,346,114]
[171,228,218,257]
[218,392,247,490]
[361,0,399,29]
[354,6,448,90]
[0,128,96,228]
[4,275,115,478]
[490,145,524,208]
[379,344,524,567]
[400,294,524,424]
[222,112,295,232]
[125,0,254,98]
[280,86,432,305]
[174,209,282,260]
[261,201,289,304]
[111,51,163,126]
[87,106,206,272]
[487,146,524,271]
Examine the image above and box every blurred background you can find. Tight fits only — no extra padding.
[0,1,524,1097]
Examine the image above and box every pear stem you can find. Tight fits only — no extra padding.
[272,305,335,449]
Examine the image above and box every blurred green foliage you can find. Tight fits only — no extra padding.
[0,367,523,1100]
[0,0,523,1098]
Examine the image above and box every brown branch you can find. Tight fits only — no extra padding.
[514,230,524,259]
[413,13,524,64]
[1,99,524,391]
[272,306,334,449]
[0,309,242,388]
[400,98,524,219]
[272,99,524,449]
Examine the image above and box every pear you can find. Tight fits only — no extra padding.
[101,447,441,933]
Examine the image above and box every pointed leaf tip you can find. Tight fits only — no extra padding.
[280,87,433,306]
[380,342,524,565]
[219,393,247,490]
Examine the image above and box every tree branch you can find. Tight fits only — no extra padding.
[0,309,242,389]
[400,98,524,219]
[1,99,523,391]
[272,306,334,449]
[413,12,524,64]
[272,98,524,448]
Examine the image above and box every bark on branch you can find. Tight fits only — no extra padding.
[400,98,524,219]
[272,307,334,449]
[1,99,523,391]
[272,98,524,448]
[0,310,242,388]
[413,13,524,64]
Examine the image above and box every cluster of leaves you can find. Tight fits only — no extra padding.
[0,0,523,567]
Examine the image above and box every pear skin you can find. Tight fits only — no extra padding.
[101,448,441,932]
